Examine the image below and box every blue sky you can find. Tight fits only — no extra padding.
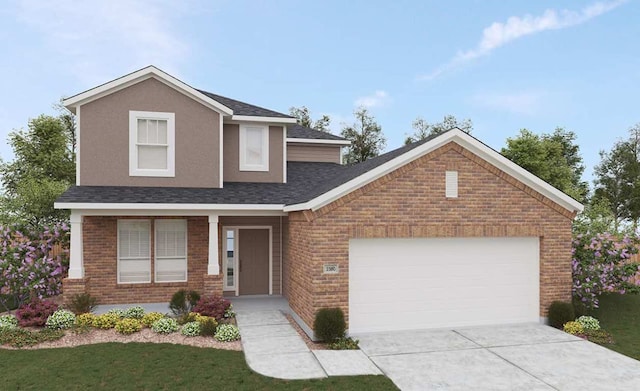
[1,0,638,185]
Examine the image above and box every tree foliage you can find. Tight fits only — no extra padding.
[594,124,640,232]
[405,115,472,145]
[341,107,386,164]
[0,108,76,227]
[501,128,588,203]
[289,106,331,132]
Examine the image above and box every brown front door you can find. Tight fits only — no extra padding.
[239,229,270,295]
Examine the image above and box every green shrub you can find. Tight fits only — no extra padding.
[576,315,600,331]
[115,318,142,335]
[563,321,584,335]
[547,301,575,329]
[224,304,236,319]
[214,324,240,342]
[0,314,18,330]
[178,311,211,325]
[181,321,201,337]
[46,309,76,330]
[582,329,614,345]
[572,297,588,318]
[0,328,64,348]
[124,306,145,319]
[199,318,218,337]
[169,289,201,317]
[313,308,346,342]
[68,293,98,315]
[151,318,179,334]
[141,312,165,328]
[106,309,125,318]
[75,313,96,328]
[328,337,359,350]
[92,313,120,329]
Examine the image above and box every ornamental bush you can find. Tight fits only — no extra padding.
[45,309,76,330]
[572,233,640,309]
[106,309,125,318]
[16,298,59,327]
[115,318,142,335]
[0,314,18,330]
[193,296,231,321]
[0,224,69,312]
[180,321,201,337]
[576,316,601,331]
[563,321,584,335]
[313,308,346,342]
[328,337,360,350]
[0,328,64,348]
[68,293,98,315]
[92,313,120,329]
[75,313,95,328]
[141,312,165,328]
[199,318,218,337]
[169,289,201,317]
[151,317,179,334]
[547,301,575,330]
[214,324,240,342]
[124,306,145,319]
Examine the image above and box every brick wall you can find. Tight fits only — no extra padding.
[286,142,575,330]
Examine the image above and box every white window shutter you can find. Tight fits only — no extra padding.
[446,171,458,198]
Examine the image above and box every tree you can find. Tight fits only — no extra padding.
[0,107,76,227]
[501,128,588,203]
[405,115,472,144]
[341,107,386,164]
[289,106,331,132]
[594,124,640,232]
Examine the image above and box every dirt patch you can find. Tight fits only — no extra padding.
[285,314,327,350]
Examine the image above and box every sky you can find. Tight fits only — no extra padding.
[0,0,638,185]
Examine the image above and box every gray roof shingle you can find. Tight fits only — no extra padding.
[287,124,347,141]
[197,90,293,118]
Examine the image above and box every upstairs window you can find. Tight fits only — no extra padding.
[239,124,269,171]
[445,170,458,198]
[129,111,175,177]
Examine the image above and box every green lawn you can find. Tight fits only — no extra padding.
[0,343,397,390]
[590,293,640,360]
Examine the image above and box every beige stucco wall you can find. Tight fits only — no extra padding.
[223,124,284,183]
[79,77,221,187]
[287,143,341,164]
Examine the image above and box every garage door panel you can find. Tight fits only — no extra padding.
[349,237,540,333]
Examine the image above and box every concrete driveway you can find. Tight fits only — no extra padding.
[355,324,640,390]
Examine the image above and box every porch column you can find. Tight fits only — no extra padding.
[68,211,84,279]
[207,214,220,275]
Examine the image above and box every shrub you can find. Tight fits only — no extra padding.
[181,321,201,337]
[16,298,59,327]
[0,314,18,330]
[193,296,231,321]
[547,301,575,329]
[224,305,236,319]
[67,293,98,315]
[328,336,360,350]
[115,318,142,335]
[74,313,95,328]
[563,321,584,335]
[178,311,211,325]
[214,324,240,342]
[313,308,346,342]
[46,309,76,330]
[141,312,165,328]
[199,318,218,337]
[169,290,201,317]
[124,306,145,319]
[576,315,601,331]
[151,318,179,334]
[106,309,125,318]
[0,328,64,348]
[92,313,120,329]
[581,329,614,345]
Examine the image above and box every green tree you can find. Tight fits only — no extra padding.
[572,197,628,236]
[289,106,331,132]
[341,107,386,164]
[405,115,472,144]
[594,124,640,232]
[0,108,76,227]
[501,128,588,203]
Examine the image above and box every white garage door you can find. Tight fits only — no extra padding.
[349,237,539,333]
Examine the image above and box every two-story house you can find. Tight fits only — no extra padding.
[56,66,582,336]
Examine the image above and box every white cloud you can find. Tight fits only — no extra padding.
[471,91,546,115]
[15,0,195,85]
[354,90,389,108]
[419,0,627,81]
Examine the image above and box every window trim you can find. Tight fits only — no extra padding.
[154,219,188,283]
[239,124,269,172]
[445,170,458,198]
[129,110,176,177]
[117,219,152,284]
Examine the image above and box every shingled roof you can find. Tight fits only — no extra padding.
[287,124,347,141]
[197,89,293,119]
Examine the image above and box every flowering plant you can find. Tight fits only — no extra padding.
[115,318,142,335]
[576,316,601,331]
[151,317,179,334]
[141,312,165,328]
[0,314,18,330]
[214,324,240,342]
[563,321,584,335]
[124,306,145,319]
[180,321,201,337]
[45,309,76,330]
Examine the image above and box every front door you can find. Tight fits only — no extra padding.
[238,229,270,295]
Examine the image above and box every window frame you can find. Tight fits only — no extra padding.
[445,170,459,198]
[239,124,269,172]
[117,219,152,284]
[129,110,176,177]
[154,219,188,283]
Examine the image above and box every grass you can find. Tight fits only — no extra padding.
[590,293,640,360]
[0,343,397,390]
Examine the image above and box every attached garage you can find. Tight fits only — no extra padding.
[348,237,540,334]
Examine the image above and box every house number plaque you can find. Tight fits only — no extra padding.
[323,264,339,274]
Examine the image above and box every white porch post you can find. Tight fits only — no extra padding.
[68,211,84,279]
[207,214,220,275]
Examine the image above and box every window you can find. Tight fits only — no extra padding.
[239,124,269,171]
[445,171,458,198]
[224,229,236,289]
[118,220,151,283]
[129,111,175,177]
[155,220,188,282]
